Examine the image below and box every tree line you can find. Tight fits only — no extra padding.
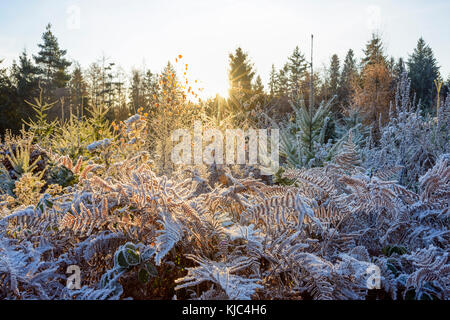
[0,24,447,136]
[226,34,445,130]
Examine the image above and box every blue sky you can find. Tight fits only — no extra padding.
[1,0,449,97]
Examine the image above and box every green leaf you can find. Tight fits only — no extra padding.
[145,262,158,278]
[124,248,140,266]
[382,245,408,257]
[115,251,128,268]
[138,268,150,284]
[124,242,136,250]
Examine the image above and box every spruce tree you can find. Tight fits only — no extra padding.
[280,96,335,168]
[143,70,159,110]
[68,63,88,118]
[387,56,396,74]
[276,64,289,97]
[354,34,393,128]
[130,69,144,113]
[33,24,72,90]
[228,47,255,105]
[12,49,40,98]
[85,62,102,107]
[329,54,340,98]
[407,37,440,111]
[338,49,358,106]
[268,64,277,97]
[253,75,264,95]
[287,46,307,100]
[99,58,116,109]
[252,75,266,108]
[361,33,386,67]
[161,61,180,102]
[393,57,406,83]
[0,60,20,133]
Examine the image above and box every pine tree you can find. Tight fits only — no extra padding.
[338,49,358,107]
[329,54,340,98]
[280,97,336,168]
[268,64,277,97]
[130,69,145,113]
[161,62,181,104]
[68,63,88,118]
[252,75,265,108]
[33,24,72,90]
[228,47,255,106]
[11,49,40,98]
[253,75,264,95]
[393,57,406,83]
[407,37,440,111]
[353,61,393,128]
[86,62,102,108]
[112,67,127,120]
[143,70,159,110]
[299,71,321,110]
[99,58,116,109]
[287,46,307,100]
[361,33,386,67]
[353,34,393,129]
[387,56,396,74]
[0,60,20,133]
[276,64,289,97]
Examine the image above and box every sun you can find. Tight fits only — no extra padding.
[216,85,229,99]
[173,55,229,101]
[188,80,229,101]
[199,86,229,100]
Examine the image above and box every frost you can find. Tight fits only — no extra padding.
[86,139,112,152]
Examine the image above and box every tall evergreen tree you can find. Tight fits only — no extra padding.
[33,24,72,90]
[353,62,393,128]
[300,71,321,110]
[159,61,183,109]
[361,33,386,67]
[326,54,341,116]
[0,60,22,133]
[393,57,406,83]
[276,64,289,97]
[353,34,393,128]
[268,64,277,97]
[68,63,88,118]
[228,47,255,105]
[253,75,264,95]
[329,54,340,98]
[287,46,307,99]
[338,49,358,106]
[143,70,159,110]
[85,62,102,108]
[100,58,116,109]
[253,75,266,108]
[407,37,440,110]
[11,49,40,98]
[130,69,145,113]
[387,56,396,74]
